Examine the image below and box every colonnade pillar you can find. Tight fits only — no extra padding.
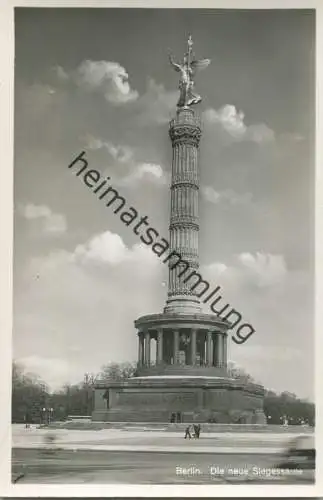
[157,329,163,364]
[144,331,151,366]
[191,329,197,365]
[137,327,227,368]
[138,331,144,365]
[206,331,213,366]
[217,334,223,367]
[173,329,179,364]
[223,334,227,368]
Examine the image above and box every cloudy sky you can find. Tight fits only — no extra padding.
[13,8,315,398]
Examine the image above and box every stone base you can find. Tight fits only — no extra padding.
[93,375,266,424]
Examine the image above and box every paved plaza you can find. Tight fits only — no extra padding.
[12,424,295,453]
[11,424,315,484]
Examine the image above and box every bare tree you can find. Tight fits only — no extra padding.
[98,362,137,381]
[12,361,49,423]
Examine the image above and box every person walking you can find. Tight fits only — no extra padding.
[184,425,191,439]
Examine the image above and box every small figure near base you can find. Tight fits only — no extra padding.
[184,425,192,439]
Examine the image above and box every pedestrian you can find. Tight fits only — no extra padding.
[184,425,191,439]
[196,424,201,439]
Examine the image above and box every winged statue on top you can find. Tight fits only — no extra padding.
[169,35,210,108]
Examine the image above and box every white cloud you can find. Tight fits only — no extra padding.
[204,252,287,291]
[52,65,69,82]
[82,133,167,187]
[19,204,67,234]
[117,162,168,187]
[26,230,160,277]
[203,104,275,143]
[74,232,129,265]
[137,78,178,125]
[201,253,313,398]
[206,262,228,276]
[202,186,252,205]
[81,133,168,188]
[14,231,165,389]
[246,123,275,143]
[204,105,247,139]
[23,204,52,219]
[83,135,134,163]
[74,60,139,104]
[73,231,159,272]
[237,252,287,288]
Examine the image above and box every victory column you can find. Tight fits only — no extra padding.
[93,37,266,424]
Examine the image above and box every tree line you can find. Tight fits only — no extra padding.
[12,360,315,426]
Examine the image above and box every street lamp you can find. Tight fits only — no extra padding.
[41,408,46,425]
[41,407,54,425]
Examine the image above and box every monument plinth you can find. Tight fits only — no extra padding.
[93,37,266,424]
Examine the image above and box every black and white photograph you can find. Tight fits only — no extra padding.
[2,3,319,492]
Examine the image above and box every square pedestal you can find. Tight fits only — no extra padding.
[92,375,266,424]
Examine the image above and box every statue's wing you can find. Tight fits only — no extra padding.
[169,54,181,72]
[191,58,211,72]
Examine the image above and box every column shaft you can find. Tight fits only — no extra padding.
[138,332,143,365]
[207,331,213,366]
[222,334,227,368]
[173,329,179,364]
[217,334,223,367]
[157,329,164,364]
[144,331,150,366]
[191,329,197,365]
[164,109,202,314]
[212,334,217,367]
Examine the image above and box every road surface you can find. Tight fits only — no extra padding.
[12,448,314,484]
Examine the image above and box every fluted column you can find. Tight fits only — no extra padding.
[191,329,197,365]
[164,108,202,314]
[144,331,151,366]
[157,329,163,364]
[173,329,179,364]
[207,331,213,366]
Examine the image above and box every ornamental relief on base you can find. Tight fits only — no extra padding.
[116,391,198,408]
